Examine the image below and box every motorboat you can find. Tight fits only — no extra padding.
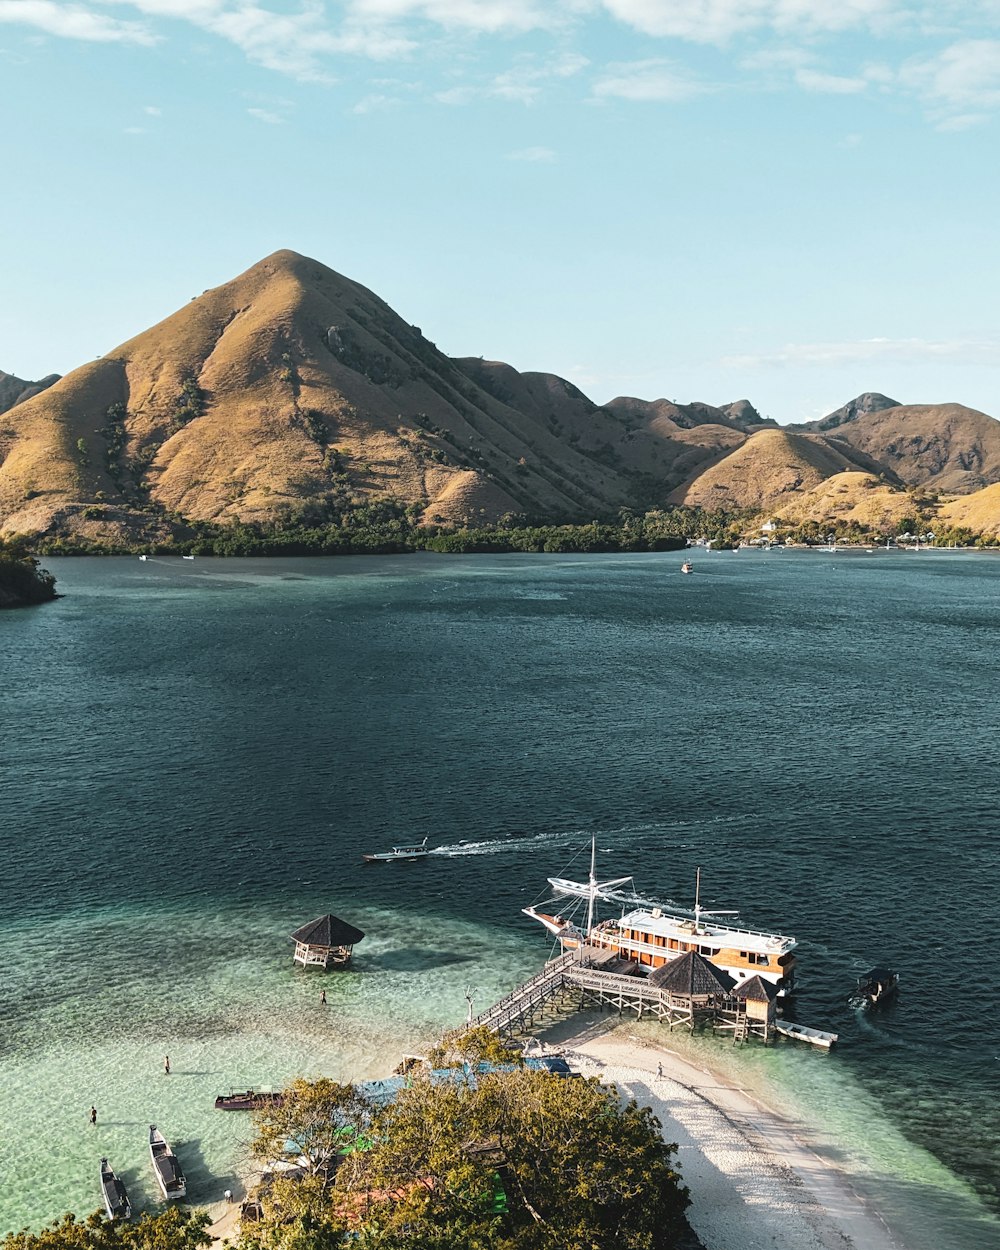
[215,1089,284,1111]
[100,1158,131,1220]
[362,836,430,863]
[681,561,694,574]
[849,966,899,1008]
[149,1125,186,1200]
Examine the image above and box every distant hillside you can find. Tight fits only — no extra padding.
[0,370,59,415]
[2,252,1000,544]
[791,392,899,434]
[770,471,917,531]
[937,483,1000,538]
[801,401,1000,493]
[667,428,897,512]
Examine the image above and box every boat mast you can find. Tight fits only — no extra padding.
[585,836,597,937]
[694,866,702,933]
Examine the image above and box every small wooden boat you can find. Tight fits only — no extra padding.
[775,1021,838,1048]
[100,1157,131,1220]
[215,1089,284,1111]
[362,836,430,863]
[149,1125,186,1200]
[849,966,899,1009]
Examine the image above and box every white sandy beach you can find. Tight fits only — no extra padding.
[545,1021,905,1250]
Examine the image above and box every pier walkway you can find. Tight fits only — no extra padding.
[469,946,835,1047]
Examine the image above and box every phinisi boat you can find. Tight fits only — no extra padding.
[523,842,797,996]
[100,1158,131,1220]
[149,1125,186,1200]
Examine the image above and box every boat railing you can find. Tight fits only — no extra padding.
[594,916,795,949]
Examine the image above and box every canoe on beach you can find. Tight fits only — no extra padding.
[214,1090,284,1111]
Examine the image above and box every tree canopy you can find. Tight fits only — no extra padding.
[239,1057,689,1250]
[1,1208,210,1250]
[0,535,57,607]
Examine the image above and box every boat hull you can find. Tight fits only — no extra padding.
[149,1127,186,1200]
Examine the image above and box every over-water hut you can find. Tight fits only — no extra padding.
[647,951,735,1029]
[648,950,736,1003]
[291,914,365,970]
[733,974,777,1040]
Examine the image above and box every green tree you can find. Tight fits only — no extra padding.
[2,1208,210,1250]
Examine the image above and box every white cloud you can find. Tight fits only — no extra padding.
[794,67,869,93]
[435,50,587,105]
[0,0,156,43]
[506,144,556,160]
[352,91,398,112]
[345,0,558,35]
[723,337,1000,368]
[247,105,282,122]
[143,103,162,114]
[598,0,901,44]
[592,58,710,102]
[898,39,1000,125]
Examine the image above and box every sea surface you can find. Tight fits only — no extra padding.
[1,550,998,1246]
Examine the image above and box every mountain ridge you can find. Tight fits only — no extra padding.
[2,250,999,542]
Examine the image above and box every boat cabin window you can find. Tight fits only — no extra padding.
[699,945,720,956]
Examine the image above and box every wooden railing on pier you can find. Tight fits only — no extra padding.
[469,950,580,1038]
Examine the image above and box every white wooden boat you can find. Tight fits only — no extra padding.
[775,1021,838,1048]
[100,1157,131,1220]
[362,836,430,863]
[149,1125,186,1200]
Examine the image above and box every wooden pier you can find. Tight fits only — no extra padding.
[469,947,835,1048]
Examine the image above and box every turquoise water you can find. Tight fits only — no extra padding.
[2,550,998,1243]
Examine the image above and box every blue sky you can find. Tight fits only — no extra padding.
[1,1,997,423]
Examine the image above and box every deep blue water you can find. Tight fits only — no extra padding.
[1,550,998,1239]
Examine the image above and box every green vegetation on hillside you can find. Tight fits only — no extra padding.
[0,536,57,607]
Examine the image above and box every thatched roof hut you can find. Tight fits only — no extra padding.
[648,951,735,999]
[291,914,365,970]
[734,973,777,1022]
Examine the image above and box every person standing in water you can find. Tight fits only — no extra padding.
[164,1055,171,1075]
[320,990,326,1005]
[90,1106,97,1125]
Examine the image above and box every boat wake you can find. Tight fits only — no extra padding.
[430,831,575,857]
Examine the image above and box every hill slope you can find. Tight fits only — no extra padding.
[0,370,59,415]
[667,428,897,512]
[811,402,1000,493]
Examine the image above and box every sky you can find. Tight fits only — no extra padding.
[0,1,998,423]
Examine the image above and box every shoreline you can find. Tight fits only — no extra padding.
[535,1015,906,1250]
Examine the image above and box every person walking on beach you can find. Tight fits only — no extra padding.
[657,1062,663,1079]
[90,1105,97,1125]
[164,1055,171,1075]
[320,990,326,1005]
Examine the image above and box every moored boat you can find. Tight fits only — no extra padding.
[362,836,430,863]
[149,1125,186,1200]
[100,1157,131,1220]
[681,561,694,574]
[523,844,797,996]
[215,1089,284,1111]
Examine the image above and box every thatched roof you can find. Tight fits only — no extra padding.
[290,914,365,947]
[648,951,735,996]
[734,974,777,1002]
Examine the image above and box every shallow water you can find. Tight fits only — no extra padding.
[2,550,998,1241]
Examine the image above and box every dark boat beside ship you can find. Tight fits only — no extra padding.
[100,1158,131,1220]
[149,1125,186,1200]
[215,1090,285,1111]
[849,966,899,1008]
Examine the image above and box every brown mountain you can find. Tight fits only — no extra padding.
[796,398,1000,493]
[3,250,999,542]
[667,428,898,512]
[0,370,60,415]
[791,392,900,434]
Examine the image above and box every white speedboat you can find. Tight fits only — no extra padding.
[100,1157,131,1220]
[362,836,430,863]
[149,1125,186,1200]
